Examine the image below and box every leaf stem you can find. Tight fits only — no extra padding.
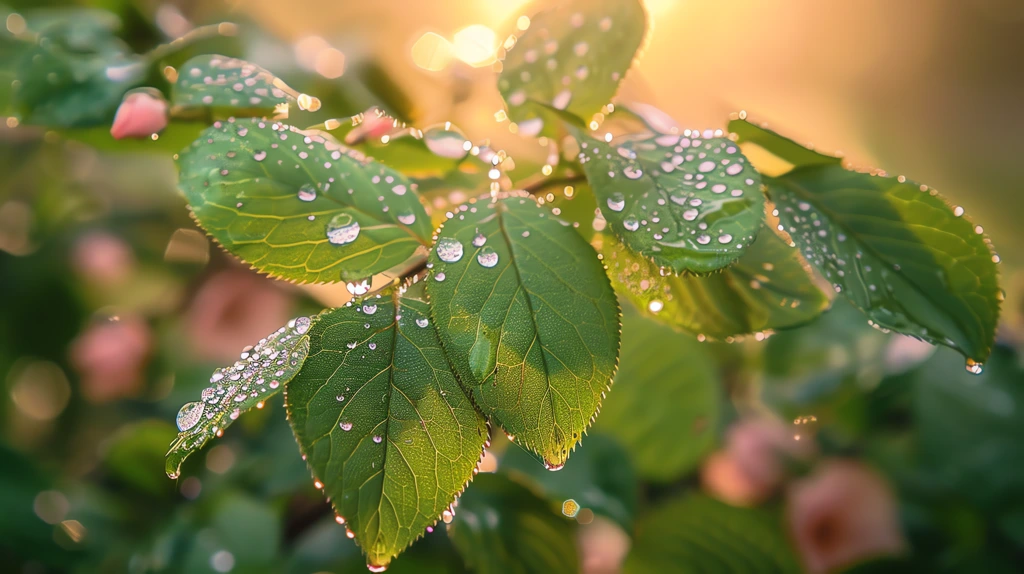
[144,22,239,64]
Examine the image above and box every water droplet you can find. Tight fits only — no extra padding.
[683,208,699,221]
[726,163,744,175]
[298,183,317,202]
[435,237,464,263]
[623,166,643,179]
[176,402,204,431]
[623,217,639,232]
[552,89,572,110]
[416,317,429,328]
[562,499,580,518]
[423,124,470,160]
[327,213,360,245]
[398,213,416,225]
[346,280,370,296]
[362,304,377,315]
[434,272,446,282]
[718,234,733,244]
[477,247,499,268]
[648,300,664,313]
[372,435,383,444]
[696,234,711,245]
[340,421,353,431]
[606,193,625,212]
[953,206,964,217]
[965,358,984,375]
[698,161,716,173]
[392,184,407,196]
[294,316,311,335]
[253,150,267,161]
[472,232,487,247]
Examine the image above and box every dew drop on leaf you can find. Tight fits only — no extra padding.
[436,237,464,262]
[326,213,360,245]
[476,247,499,268]
[297,183,317,202]
[176,401,205,432]
[607,193,625,212]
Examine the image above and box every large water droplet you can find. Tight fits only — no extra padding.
[176,401,205,432]
[606,193,625,212]
[327,213,360,245]
[683,208,699,221]
[423,124,470,160]
[477,247,499,268]
[623,217,639,231]
[298,183,317,202]
[435,237,464,263]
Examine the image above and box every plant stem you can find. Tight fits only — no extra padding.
[144,22,239,64]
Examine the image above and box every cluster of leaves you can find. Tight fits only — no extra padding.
[5,0,1004,570]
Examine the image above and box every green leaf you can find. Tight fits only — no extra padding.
[599,228,829,339]
[766,165,1000,365]
[13,24,144,127]
[171,54,320,116]
[165,315,313,479]
[727,117,841,172]
[448,473,578,574]
[592,306,720,481]
[577,131,766,274]
[285,283,488,571]
[624,494,800,573]
[426,195,620,469]
[176,117,432,283]
[501,434,637,530]
[498,0,647,136]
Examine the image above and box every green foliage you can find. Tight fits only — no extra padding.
[426,195,621,469]
[447,473,578,574]
[501,434,637,530]
[592,306,721,481]
[498,0,646,137]
[165,316,312,478]
[601,230,829,339]
[285,284,488,570]
[171,54,307,116]
[176,117,432,283]
[578,130,766,274]
[624,495,800,573]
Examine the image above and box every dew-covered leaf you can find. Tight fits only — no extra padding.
[501,434,637,530]
[165,315,314,479]
[447,473,578,574]
[599,228,828,339]
[577,131,766,274]
[765,165,1000,366]
[176,117,432,284]
[171,54,319,116]
[13,23,144,127]
[592,306,721,482]
[498,0,647,137]
[285,283,488,571]
[426,195,620,469]
[624,494,800,573]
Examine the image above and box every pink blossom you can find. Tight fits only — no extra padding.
[70,316,152,403]
[185,269,293,362]
[702,417,815,506]
[72,231,135,286]
[110,91,168,139]
[578,516,630,574]
[788,460,907,573]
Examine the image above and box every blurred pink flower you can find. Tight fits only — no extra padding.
[110,91,168,139]
[788,460,907,574]
[344,108,398,145]
[72,231,136,286]
[185,269,293,362]
[578,516,631,574]
[70,316,152,403]
[702,417,815,506]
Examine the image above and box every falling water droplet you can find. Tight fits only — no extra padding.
[965,358,984,375]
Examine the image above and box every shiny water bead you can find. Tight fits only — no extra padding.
[476,247,499,268]
[326,214,360,245]
[176,402,204,431]
[435,237,464,263]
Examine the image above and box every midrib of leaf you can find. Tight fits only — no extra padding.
[772,174,980,344]
[496,203,561,434]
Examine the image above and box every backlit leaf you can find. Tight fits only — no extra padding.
[285,283,488,571]
[598,229,829,339]
[593,306,721,482]
[766,165,1000,365]
[727,117,841,173]
[165,315,313,479]
[171,54,318,116]
[13,23,144,127]
[624,494,799,573]
[176,117,432,283]
[498,0,647,136]
[448,473,578,574]
[426,195,620,469]
[577,131,765,274]
[501,433,637,530]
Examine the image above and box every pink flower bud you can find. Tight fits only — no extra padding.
[110,91,168,139]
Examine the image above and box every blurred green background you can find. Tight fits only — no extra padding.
[1,0,1023,573]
